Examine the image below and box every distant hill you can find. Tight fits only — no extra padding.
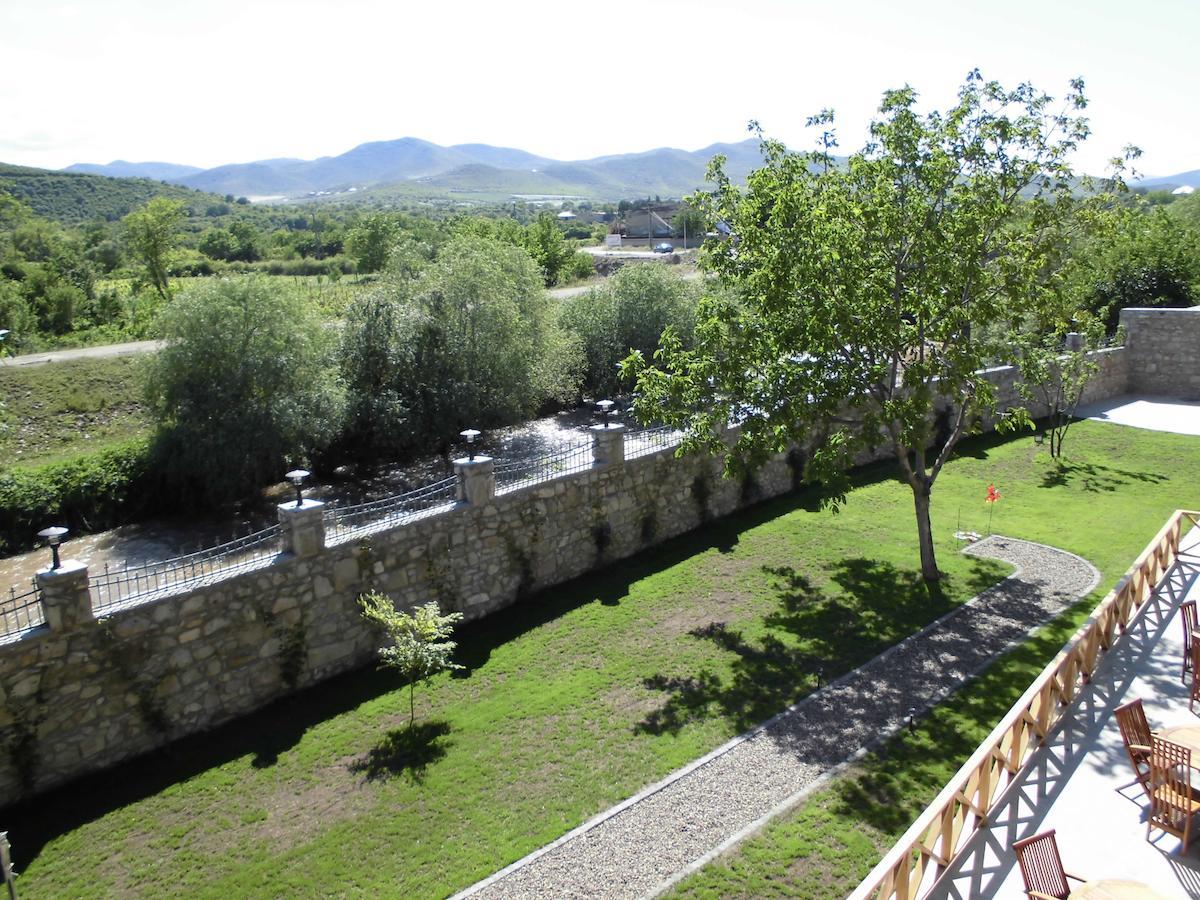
[64,160,204,181]
[64,137,780,202]
[0,163,218,223]
[1137,169,1200,191]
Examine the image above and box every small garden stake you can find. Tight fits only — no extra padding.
[985,483,1001,535]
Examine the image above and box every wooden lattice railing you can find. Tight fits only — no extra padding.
[849,509,1200,900]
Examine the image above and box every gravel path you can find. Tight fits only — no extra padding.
[455,536,1100,900]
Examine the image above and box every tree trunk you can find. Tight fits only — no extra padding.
[911,479,940,582]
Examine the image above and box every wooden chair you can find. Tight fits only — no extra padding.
[1114,698,1155,794]
[1012,829,1085,900]
[1148,736,1200,852]
[1182,600,1198,683]
[1190,635,1200,714]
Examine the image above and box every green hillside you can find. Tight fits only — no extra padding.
[0,162,220,224]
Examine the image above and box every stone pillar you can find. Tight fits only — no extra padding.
[591,424,626,466]
[277,499,326,559]
[454,456,495,506]
[36,560,93,631]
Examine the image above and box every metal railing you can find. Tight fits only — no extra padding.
[90,523,285,615]
[495,439,595,493]
[324,475,459,546]
[4,425,672,624]
[626,424,682,459]
[1,580,44,639]
[850,509,1200,900]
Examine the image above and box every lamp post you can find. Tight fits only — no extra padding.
[285,469,309,508]
[595,399,617,428]
[460,429,481,461]
[37,526,68,570]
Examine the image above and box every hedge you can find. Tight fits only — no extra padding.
[0,437,160,555]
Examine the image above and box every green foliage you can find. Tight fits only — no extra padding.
[1009,316,1106,458]
[359,593,463,727]
[1069,204,1200,333]
[198,221,263,262]
[346,214,402,273]
[0,164,205,225]
[559,264,700,395]
[145,276,345,508]
[123,197,184,300]
[338,234,582,461]
[0,437,157,554]
[624,72,1116,581]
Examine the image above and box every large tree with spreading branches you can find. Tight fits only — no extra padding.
[623,72,1132,581]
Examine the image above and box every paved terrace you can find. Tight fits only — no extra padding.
[927,524,1200,899]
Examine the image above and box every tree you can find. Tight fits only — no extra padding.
[123,198,183,300]
[145,277,345,507]
[359,593,462,729]
[1070,204,1200,334]
[623,73,1118,582]
[672,206,706,247]
[347,214,402,273]
[560,264,700,396]
[338,234,582,461]
[1012,316,1105,459]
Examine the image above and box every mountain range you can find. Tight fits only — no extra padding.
[63,137,772,201]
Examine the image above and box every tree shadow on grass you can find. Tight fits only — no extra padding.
[348,720,451,784]
[1040,460,1168,492]
[635,556,1006,738]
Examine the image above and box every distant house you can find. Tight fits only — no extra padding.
[622,206,676,239]
[557,210,577,220]
[1172,185,1195,196]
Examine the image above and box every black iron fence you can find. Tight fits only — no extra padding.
[494,439,595,494]
[90,524,284,615]
[626,424,681,459]
[0,580,44,640]
[3,424,688,629]
[324,476,459,546]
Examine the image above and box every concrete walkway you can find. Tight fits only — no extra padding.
[1078,395,1200,436]
[456,537,1100,900]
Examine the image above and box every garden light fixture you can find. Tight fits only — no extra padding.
[37,526,68,570]
[460,429,481,461]
[596,399,617,428]
[285,469,309,507]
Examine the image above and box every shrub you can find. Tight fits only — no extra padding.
[145,277,345,508]
[0,437,158,554]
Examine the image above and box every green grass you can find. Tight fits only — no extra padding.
[7,421,1200,898]
[0,355,151,466]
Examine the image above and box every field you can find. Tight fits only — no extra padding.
[5,421,1198,898]
[0,356,150,467]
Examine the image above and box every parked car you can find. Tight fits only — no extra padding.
[652,242,674,253]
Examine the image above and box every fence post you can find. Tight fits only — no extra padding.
[454,456,495,506]
[591,423,626,467]
[36,560,93,631]
[277,499,326,559]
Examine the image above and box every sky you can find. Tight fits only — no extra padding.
[1,0,1197,179]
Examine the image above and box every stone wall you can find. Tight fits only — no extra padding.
[0,345,1142,800]
[1121,306,1200,400]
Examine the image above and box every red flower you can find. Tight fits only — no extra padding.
[985,484,1001,504]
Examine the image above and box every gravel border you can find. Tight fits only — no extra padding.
[453,536,1100,900]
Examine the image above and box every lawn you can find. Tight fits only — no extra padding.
[5,420,1199,898]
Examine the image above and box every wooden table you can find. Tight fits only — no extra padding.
[1073,878,1174,899]
[1159,724,1200,756]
